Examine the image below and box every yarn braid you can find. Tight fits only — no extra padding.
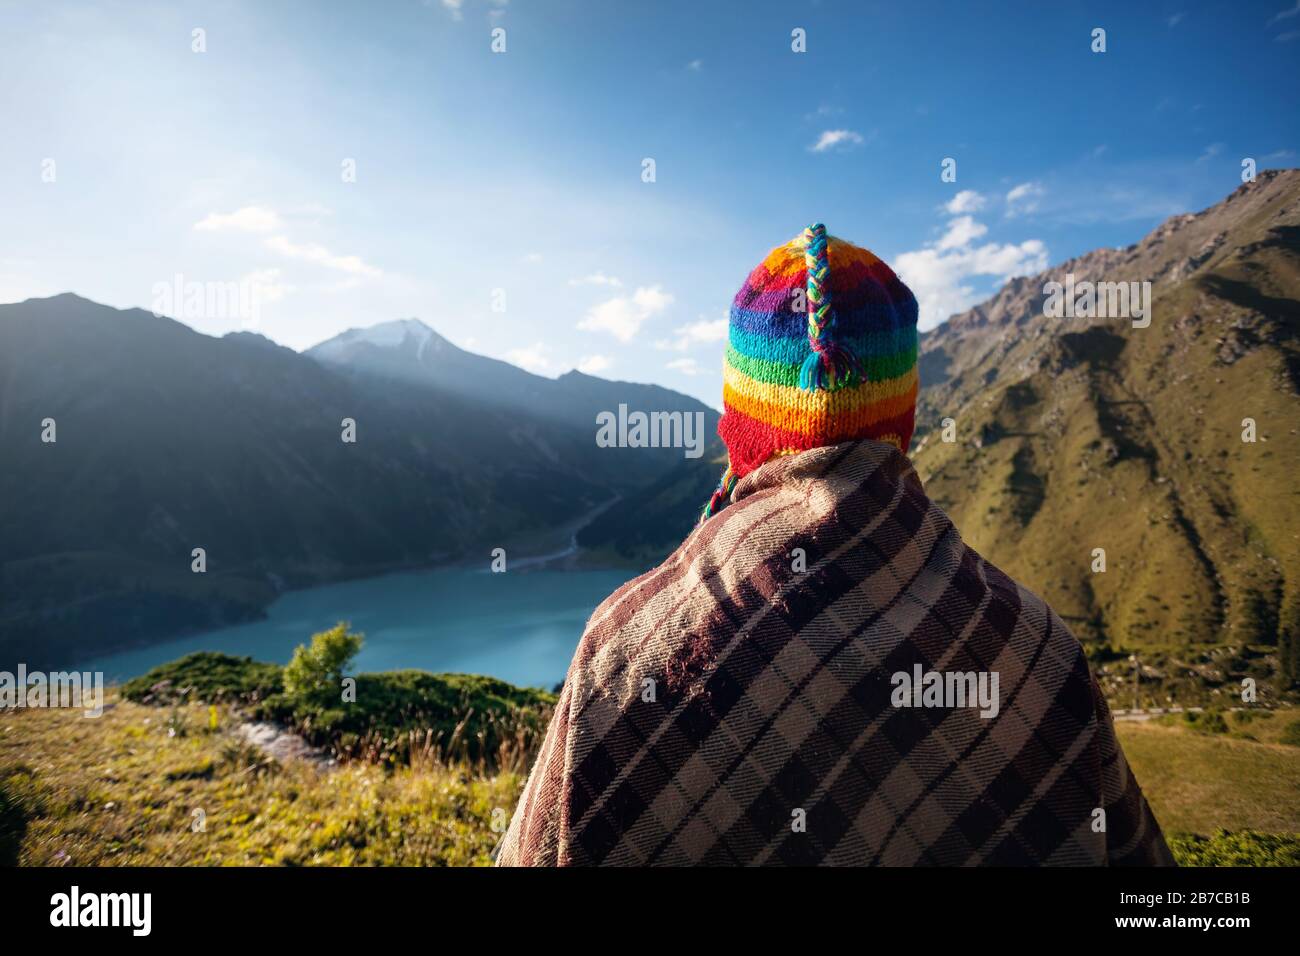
[797,222,863,392]
[698,464,738,524]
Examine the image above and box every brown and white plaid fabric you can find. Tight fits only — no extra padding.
[496,440,1173,866]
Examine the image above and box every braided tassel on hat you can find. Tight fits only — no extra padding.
[797,223,862,392]
[698,464,738,525]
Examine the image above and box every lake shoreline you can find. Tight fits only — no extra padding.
[70,494,659,676]
[80,555,642,690]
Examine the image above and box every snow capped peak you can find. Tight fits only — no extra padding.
[351,318,435,349]
[310,318,448,363]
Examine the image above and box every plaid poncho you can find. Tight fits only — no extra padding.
[496,440,1173,866]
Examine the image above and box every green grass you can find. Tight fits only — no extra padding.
[1281,718,1300,747]
[1166,830,1300,866]
[0,693,522,866]
[3,668,1295,866]
[1117,713,1300,864]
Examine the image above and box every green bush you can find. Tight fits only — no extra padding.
[121,651,282,705]
[1168,830,1300,866]
[282,622,364,711]
[265,670,556,766]
[1183,709,1229,735]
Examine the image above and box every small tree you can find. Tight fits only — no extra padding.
[283,622,363,709]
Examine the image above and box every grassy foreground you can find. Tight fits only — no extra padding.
[1,691,524,866]
[1116,711,1300,865]
[2,652,1297,866]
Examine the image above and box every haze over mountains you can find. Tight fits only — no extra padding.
[308,318,716,432]
[0,299,718,668]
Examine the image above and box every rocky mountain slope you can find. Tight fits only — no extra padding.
[913,169,1300,695]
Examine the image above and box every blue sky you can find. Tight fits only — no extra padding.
[1,0,1297,407]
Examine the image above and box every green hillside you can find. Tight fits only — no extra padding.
[914,169,1300,702]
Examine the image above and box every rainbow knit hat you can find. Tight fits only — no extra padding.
[703,223,919,519]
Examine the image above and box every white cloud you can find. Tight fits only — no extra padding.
[197,205,383,283]
[944,190,986,215]
[666,357,703,376]
[241,268,293,304]
[194,206,282,233]
[577,284,673,342]
[506,342,552,373]
[809,129,864,153]
[687,59,703,71]
[1168,11,1186,26]
[656,315,728,351]
[1004,181,1045,217]
[1269,1,1300,26]
[1195,142,1225,163]
[567,271,622,288]
[894,210,1049,332]
[263,235,382,278]
[577,354,612,374]
[935,215,988,251]
[439,0,507,21]
[521,252,543,263]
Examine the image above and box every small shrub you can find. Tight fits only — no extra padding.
[283,623,363,711]
[1183,710,1229,735]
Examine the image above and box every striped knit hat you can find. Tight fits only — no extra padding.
[702,223,919,520]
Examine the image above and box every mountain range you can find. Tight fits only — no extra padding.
[2,172,1296,693]
[0,298,718,668]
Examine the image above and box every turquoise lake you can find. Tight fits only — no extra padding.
[83,564,637,690]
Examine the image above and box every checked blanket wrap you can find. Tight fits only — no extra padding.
[496,440,1173,867]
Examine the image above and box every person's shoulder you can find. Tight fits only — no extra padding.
[580,517,721,651]
[569,494,799,700]
[973,553,1096,687]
